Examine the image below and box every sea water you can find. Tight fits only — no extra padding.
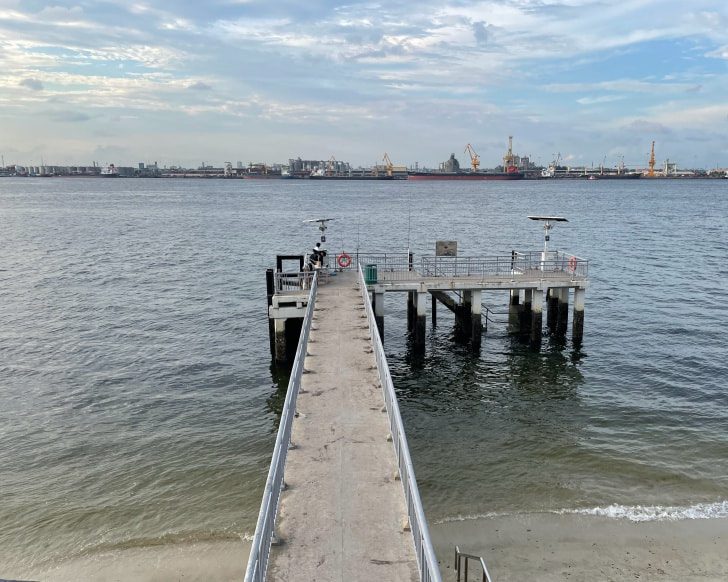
[1,177,727,573]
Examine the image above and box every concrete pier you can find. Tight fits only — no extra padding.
[269,271,419,581]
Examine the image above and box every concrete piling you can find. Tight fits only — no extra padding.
[508,289,520,334]
[547,288,559,333]
[373,291,384,341]
[470,289,482,348]
[530,289,543,346]
[573,287,585,346]
[413,291,427,351]
[520,288,533,339]
[557,288,569,337]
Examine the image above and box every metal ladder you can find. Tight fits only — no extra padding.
[454,546,493,582]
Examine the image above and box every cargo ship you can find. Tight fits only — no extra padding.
[410,140,525,180]
[408,170,523,181]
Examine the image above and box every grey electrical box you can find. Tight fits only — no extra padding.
[436,241,457,256]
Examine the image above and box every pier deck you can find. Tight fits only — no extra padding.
[268,271,419,581]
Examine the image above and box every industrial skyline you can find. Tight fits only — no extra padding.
[1,1,728,168]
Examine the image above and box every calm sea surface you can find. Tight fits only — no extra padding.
[1,177,727,571]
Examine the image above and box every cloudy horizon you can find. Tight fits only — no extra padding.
[2,0,728,169]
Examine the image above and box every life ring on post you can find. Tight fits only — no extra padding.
[568,256,577,273]
[337,252,352,269]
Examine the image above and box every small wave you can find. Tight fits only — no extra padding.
[435,500,728,524]
[561,500,728,522]
[78,529,253,556]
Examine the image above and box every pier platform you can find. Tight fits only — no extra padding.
[268,270,419,581]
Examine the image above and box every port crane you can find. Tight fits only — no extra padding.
[503,136,517,172]
[382,152,394,177]
[648,141,656,177]
[464,144,480,172]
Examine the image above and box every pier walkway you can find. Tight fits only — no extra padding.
[268,271,418,580]
[247,268,440,582]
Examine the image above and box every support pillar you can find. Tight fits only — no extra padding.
[413,290,427,352]
[547,288,559,334]
[407,291,416,331]
[274,318,287,364]
[557,288,569,337]
[573,287,585,346]
[508,289,520,334]
[373,291,384,341]
[431,294,437,328]
[520,289,533,339]
[455,290,473,341]
[530,289,543,346]
[266,268,275,354]
[470,289,482,348]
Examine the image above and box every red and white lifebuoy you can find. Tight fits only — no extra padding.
[568,256,577,273]
[337,253,352,268]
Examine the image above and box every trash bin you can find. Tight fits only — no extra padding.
[364,264,378,285]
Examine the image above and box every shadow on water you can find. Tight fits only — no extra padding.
[266,361,291,419]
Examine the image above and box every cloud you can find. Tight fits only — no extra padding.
[623,120,672,134]
[19,78,44,90]
[187,81,212,91]
[576,95,625,105]
[45,110,92,122]
[472,21,490,46]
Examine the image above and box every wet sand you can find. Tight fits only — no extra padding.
[432,514,728,581]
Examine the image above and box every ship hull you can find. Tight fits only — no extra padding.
[408,172,524,181]
[584,173,642,180]
[308,175,397,180]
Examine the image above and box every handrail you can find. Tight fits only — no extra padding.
[454,546,493,582]
[244,271,319,582]
[358,265,442,582]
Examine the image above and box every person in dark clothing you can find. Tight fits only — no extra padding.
[309,242,327,269]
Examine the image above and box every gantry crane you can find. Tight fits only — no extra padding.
[648,141,656,177]
[382,152,394,177]
[464,144,480,172]
[503,136,516,171]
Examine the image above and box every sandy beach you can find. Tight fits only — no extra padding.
[432,514,728,581]
[5,515,725,581]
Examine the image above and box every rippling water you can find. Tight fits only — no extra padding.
[1,177,727,572]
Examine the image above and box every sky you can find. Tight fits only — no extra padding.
[1,0,728,170]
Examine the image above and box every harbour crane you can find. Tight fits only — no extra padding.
[464,144,480,172]
[382,152,394,177]
[503,136,516,172]
[648,141,656,177]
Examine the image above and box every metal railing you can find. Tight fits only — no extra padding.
[331,251,588,284]
[244,272,319,582]
[332,251,415,276]
[421,252,588,280]
[274,271,316,294]
[454,546,493,582]
[358,265,442,582]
